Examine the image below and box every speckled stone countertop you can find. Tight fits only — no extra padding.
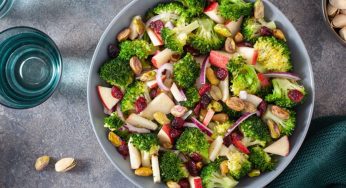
[0,0,345,187]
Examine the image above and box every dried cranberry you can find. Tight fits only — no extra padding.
[190,153,203,162]
[215,68,228,81]
[223,134,232,147]
[135,97,147,113]
[200,94,211,108]
[184,45,200,56]
[171,117,185,130]
[108,44,119,58]
[170,128,182,139]
[111,86,124,99]
[117,144,129,159]
[149,20,164,34]
[288,89,304,103]
[178,179,190,188]
[149,88,159,99]
[194,103,202,116]
[186,160,199,176]
[237,41,253,48]
[257,100,267,116]
[199,84,211,96]
[259,26,273,36]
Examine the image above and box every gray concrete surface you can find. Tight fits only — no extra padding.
[0,0,345,187]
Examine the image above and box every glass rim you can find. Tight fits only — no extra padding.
[0,26,63,109]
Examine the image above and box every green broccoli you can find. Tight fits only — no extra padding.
[177,0,206,17]
[161,21,199,53]
[222,102,242,118]
[159,151,189,182]
[239,117,272,147]
[104,112,124,131]
[201,158,238,188]
[180,87,200,108]
[227,55,247,75]
[262,105,296,135]
[226,148,252,179]
[121,81,146,114]
[176,127,210,160]
[173,53,200,88]
[189,17,225,54]
[254,36,292,72]
[118,40,155,61]
[219,0,253,21]
[248,146,275,172]
[176,11,193,27]
[99,58,134,89]
[265,78,306,108]
[130,133,159,154]
[231,64,260,96]
[152,2,185,16]
[242,17,277,42]
[211,121,233,139]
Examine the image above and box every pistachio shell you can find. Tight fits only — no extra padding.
[341,9,346,14]
[330,0,346,9]
[327,3,339,17]
[339,27,346,40]
[332,14,346,28]
[55,158,76,172]
[35,155,50,171]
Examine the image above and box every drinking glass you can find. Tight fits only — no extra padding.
[0,0,14,19]
[0,27,62,109]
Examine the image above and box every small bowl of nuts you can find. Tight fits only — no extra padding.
[322,0,346,46]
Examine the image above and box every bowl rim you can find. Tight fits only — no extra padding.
[87,0,315,187]
[321,0,346,47]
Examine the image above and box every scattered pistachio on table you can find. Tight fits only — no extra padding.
[55,158,77,173]
[35,155,50,171]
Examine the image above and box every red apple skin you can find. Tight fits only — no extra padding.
[158,124,173,144]
[209,50,231,69]
[257,73,270,87]
[97,86,118,110]
[204,2,218,12]
[189,176,203,188]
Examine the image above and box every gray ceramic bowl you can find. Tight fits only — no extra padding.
[88,0,315,187]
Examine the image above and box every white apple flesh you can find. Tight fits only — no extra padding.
[225,17,243,37]
[237,47,258,65]
[140,93,175,120]
[141,151,151,167]
[147,28,163,46]
[151,48,174,68]
[264,136,290,156]
[157,124,173,145]
[97,86,120,110]
[204,2,225,24]
[128,138,141,169]
[126,114,158,130]
[209,136,224,161]
[151,155,161,183]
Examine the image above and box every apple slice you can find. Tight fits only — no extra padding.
[151,155,161,183]
[237,47,258,65]
[157,124,173,145]
[140,93,175,120]
[97,86,120,110]
[189,176,203,188]
[203,109,215,126]
[209,136,224,161]
[141,151,151,167]
[219,144,230,156]
[264,136,290,156]
[147,28,163,46]
[128,138,141,169]
[204,2,225,24]
[209,50,232,69]
[126,113,158,130]
[146,75,167,89]
[257,73,271,87]
[170,83,187,102]
[152,48,174,68]
[225,17,243,37]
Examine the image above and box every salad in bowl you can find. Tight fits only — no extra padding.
[94,0,308,187]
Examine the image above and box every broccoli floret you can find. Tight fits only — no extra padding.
[227,55,247,75]
[173,53,200,88]
[177,0,206,17]
[248,146,275,172]
[152,2,185,16]
[201,158,238,188]
[239,117,272,147]
[99,58,134,89]
[226,149,252,179]
[265,78,306,108]
[211,121,233,139]
[161,21,199,53]
[104,112,124,131]
[176,11,193,27]
[159,151,189,182]
[180,87,200,108]
[118,40,155,61]
[242,17,277,42]
[254,36,292,72]
[219,0,253,21]
[231,64,260,96]
[262,105,296,135]
[176,127,210,160]
[121,81,146,114]
[189,17,225,54]
[130,133,159,154]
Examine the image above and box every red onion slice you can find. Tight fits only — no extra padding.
[239,91,263,107]
[156,63,173,91]
[116,104,125,121]
[263,72,301,81]
[203,109,215,126]
[200,56,209,85]
[224,112,257,138]
[170,83,187,102]
[124,124,151,133]
[191,117,213,137]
